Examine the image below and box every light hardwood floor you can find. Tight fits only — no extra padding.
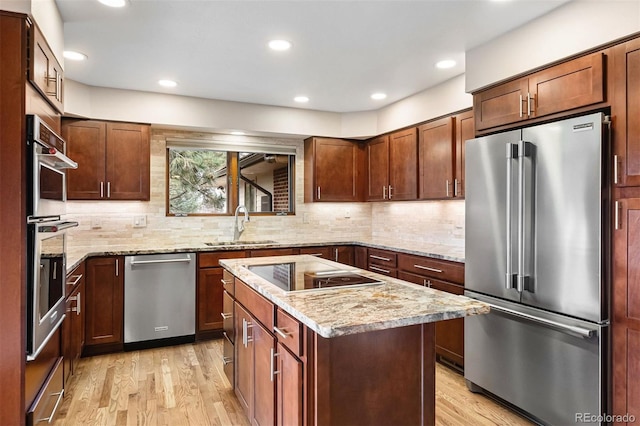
[54,339,532,426]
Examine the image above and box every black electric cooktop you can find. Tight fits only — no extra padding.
[247,260,383,292]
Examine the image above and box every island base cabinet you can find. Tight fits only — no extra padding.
[277,343,303,426]
[313,323,435,426]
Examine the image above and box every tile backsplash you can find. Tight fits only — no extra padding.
[65,128,464,251]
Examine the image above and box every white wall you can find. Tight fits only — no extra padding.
[30,0,64,64]
[0,0,30,14]
[466,0,640,92]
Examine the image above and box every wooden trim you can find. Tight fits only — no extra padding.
[0,13,27,426]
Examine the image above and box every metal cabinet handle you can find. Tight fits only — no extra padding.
[369,265,390,274]
[614,154,619,185]
[221,312,232,320]
[273,326,289,339]
[615,201,621,230]
[222,356,233,365]
[221,279,233,286]
[107,181,111,198]
[445,180,450,197]
[423,279,432,288]
[115,258,119,276]
[519,94,523,118]
[66,274,83,287]
[369,255,391,262]
[100,182,104,198]
[71,292,82,315]
[334,248,338,262]
[454,179,459,197]
[527,92,534,116]
[388,185,393,199]
[35,390,64,423]
[242,318,247,347]
[382,185,387,200]
[414,264,442,273]
[270,348,280,382]
[317,186,321,200]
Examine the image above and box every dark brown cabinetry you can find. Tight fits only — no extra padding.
[474,52,605,131]
[418,117,455,199]
[28,21,64,113]
[249,248,299,257]
[454,109,474,198]
[367,248,398,277]
[304,137,364,202]
[197,251,246,339]
[299,245,355,266]
[84,257,124,354]
[612,199,640,422]
[367,129,418,201]
[63,119,150,201]
[62,263,85,386]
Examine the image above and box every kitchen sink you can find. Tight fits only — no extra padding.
[204,240,276,247]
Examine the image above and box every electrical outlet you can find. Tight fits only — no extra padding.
[133,215,147,228]
[90,217,102,229]
[344,209,351,218]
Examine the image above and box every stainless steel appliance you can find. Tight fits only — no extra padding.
[247,259,383,292]
[464,112,610,425]
[26,115,79,360]
[124,253,196,348]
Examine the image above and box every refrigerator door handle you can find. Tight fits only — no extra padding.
[486,303,597,339]
[517,141,533,293]
[505,143,518,290]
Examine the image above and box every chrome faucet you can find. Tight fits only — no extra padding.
[233,205,250,241]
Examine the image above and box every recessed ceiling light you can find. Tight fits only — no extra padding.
[158,79,177,88]
[63,50,88,61]
[436,59,457,69]
[231,131,245,136]
[294,96,309,103]
[268,40,292,51]
[97,0,127,7]
[371,93,387,100]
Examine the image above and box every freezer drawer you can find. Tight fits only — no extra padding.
[124,253,196,344]
[465,293,607,426]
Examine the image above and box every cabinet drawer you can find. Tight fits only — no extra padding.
[398,254,463,284]
[397,271,463,294]
[235,279,275,331]
[368,248,397,267]
[223,334,234,388]
[199,250,246,268]
[65,261,85,298]
[368,265,398,278]
[27,357,64,426]
[275,309,303,357]
[222,269,235,295]
[223,290,234,343]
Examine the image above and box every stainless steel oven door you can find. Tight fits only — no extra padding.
[27,220,77,360]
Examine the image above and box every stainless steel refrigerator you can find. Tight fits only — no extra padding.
[464,112,610,425]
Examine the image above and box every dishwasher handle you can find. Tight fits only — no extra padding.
[129,256,192,266]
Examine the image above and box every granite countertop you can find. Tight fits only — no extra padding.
[66,239,464,273]
[220,255,488,338]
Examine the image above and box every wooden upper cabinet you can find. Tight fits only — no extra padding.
[304,137,363,202]
[418,117,455,199]
[454,109,474,198]
[63,119,150,200]
[474,52,605,131]
[366,135,390,201]
[389,128,418,201]
[613,38,640,187]
[28,21,64,113]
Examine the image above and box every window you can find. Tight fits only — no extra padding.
[167,141,295,216]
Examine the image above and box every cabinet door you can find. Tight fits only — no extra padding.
[388,128,418,201]
[613,39,640,187]
[367,135,390,201]
[85,257,124,346]
[252,319,276,426]
[29,24,64,113]
[309,138,362,202]
[63,120,107,200]
[474,77,529,131]
[277,343,303,426]
[197,267,224,334]
[455,109,474,198]
[529,52,604,119]
[106,122,150,200]
[612,198,640,423]
[223,290,235,343]
[235,303,253,416]
[73,281,85,362]
[418,117,455,199]
[333,246,355,266]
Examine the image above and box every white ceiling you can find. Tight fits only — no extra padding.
[55,0,572,113]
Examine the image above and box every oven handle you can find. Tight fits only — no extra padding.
[35,221,79,232]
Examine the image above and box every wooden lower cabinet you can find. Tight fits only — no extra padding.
[277,343,303,426]
[613,198,640,423]
[235,302,253,414]
[252,319,276,426]
[62,279,85,385]
[84,256,124,354]
[197,267,224,334]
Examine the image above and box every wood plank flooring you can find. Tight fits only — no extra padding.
[54,339,532,426]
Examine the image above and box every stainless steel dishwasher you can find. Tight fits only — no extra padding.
[124,253,196,349]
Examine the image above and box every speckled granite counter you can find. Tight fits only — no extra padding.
[66,239,464,274]
[220,255,488,338]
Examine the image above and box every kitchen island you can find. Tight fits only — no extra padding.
[220,255,489,426]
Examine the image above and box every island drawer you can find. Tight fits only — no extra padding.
[235,279,275,331]
[275,308,303,357]
[222,269,235,295]
[223,290,234,343]
[398,254,463,284]
[368,248,397,268]
[199,250,246,268]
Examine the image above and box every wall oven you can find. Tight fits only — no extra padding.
[26,115,78,360]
